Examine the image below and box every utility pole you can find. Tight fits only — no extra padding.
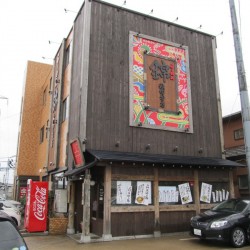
[229,0,250,191]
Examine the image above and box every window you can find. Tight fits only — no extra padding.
[234,128,244,140]
[40,126,45,143]
[111,181,153,206]
[62,97,69,122]
[65,45,71,67]
[199,182,229,204]
[49,77,52,94]
[239,175,248,190]
[46,120,49,139]
[159,181,194,205]
[43,87,47,105]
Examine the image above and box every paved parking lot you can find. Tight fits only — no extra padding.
[24,232,250,250]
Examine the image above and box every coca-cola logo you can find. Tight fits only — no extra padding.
[33,186,47,221]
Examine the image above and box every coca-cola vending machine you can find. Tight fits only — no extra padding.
[24,179,48,232]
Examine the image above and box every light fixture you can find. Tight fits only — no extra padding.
[215,31,223,37]
[173,146,178,152]
[148,9,153,15]
[64,8,77,14]
[115,141,120,147]
[145,144,150,150]
[42,56,54,61]
[198,148,203,154]
[48,40,60,45]
[172,17,178,23]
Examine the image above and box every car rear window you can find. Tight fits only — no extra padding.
[0,220,27,250]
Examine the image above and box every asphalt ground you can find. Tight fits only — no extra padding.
[24,232,250,250]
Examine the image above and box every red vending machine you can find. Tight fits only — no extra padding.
[24,179,48,232]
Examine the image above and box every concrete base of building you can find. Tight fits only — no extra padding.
[80,234,91,243]
[102,234,113,241]
[154,231,161,238]
[67,228,75,235]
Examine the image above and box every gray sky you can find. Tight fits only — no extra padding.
[0,0,249,168]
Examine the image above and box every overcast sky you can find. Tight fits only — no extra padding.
[0,0,249,171]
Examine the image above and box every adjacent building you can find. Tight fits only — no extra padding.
[15,61,52,200]
[223,111,248,197]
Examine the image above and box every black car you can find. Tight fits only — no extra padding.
[0,210,28,250]
[190,198,250,248]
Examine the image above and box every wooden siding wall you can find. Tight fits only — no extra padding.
[69,1,222,167]
[68,6,85,167]
[111,212,155,237]
[160,211,195,233]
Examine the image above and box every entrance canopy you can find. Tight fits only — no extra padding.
[64,149,245,177]
[87,149,245,168]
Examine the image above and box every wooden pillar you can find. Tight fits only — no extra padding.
[80,170,91,243]
[229,169,235,198]
[194,170,200,214]
[67,181,75,234]
[103,165,112,241]
[153,167,160,237]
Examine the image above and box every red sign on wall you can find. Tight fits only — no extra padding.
[70,138,85,167]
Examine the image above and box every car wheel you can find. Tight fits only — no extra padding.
[231,227,246,248]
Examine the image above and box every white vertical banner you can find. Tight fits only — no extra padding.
[135,181,152,205]
[200,182,212,203]
[178,182,193,204]
[116,181,132,204]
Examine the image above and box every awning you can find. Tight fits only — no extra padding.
[64,149,245,177]
[49,166,68,175]
[64,159,98,177]
[86,149,245,168]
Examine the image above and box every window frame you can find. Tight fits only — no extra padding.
[40,126,45,144]
[234,128,244,140]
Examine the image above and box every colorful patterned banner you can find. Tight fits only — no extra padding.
[132,34,191,130]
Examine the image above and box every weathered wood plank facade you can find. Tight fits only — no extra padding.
[69,1,222,157]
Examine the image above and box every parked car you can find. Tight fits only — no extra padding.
[0,202,21,227]
[190,198,250,248]
[2,199,23,212]
[0,210,28,250]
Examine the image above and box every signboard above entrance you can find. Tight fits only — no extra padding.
[70,138,85,168]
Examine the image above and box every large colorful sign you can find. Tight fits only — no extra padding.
[129,32,193,132]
